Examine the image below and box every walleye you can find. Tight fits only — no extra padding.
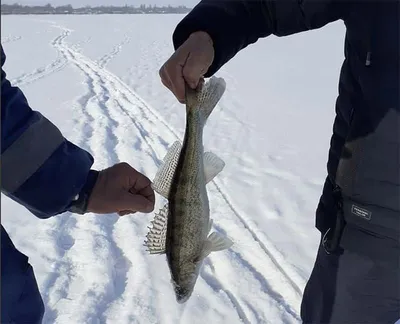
[144,76,233,303]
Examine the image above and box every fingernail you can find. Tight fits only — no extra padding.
[146,203,154,212]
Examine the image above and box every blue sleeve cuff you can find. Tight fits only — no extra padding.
[67,169,99,214]
[6,141,95,219]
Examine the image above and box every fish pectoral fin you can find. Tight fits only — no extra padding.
[144,202,169,254]
[151,141,182,198]
[204,152,225,183]
[151,139,225,196]
[198,232,234,261]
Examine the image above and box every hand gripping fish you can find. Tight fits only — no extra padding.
[144,76,233,304]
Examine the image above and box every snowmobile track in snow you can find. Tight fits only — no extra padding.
[96,35,131,69]
[1,35,22,44]
[9,31,68,87]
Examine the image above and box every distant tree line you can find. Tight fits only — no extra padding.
[1,3,192,15]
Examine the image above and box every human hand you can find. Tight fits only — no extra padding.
[159,31,214,103]
[87,162,155,216]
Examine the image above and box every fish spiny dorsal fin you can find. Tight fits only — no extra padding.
[185,76,226,123]
[151,141,181,199]
[144,203,169,254]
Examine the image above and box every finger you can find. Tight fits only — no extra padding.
[162,48,190,103]
[167,67,186,104]
[136,185,155,206]
[131,172,152,192]
[119,191,154,213]
[162,54,188,103]
[196,77,205,91]
[120,163,151,190]
[120,164,155,206]
[132,183,154,201]
[159,65,172,91]
[182,51,211,89]
[118,210,136,216]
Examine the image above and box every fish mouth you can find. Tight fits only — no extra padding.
[174,286,192,304]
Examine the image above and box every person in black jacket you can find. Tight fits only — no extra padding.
[159,1,400,323]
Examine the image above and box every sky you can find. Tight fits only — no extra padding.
[2,0,197,7]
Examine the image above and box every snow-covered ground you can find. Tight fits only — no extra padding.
[1,14,345,324]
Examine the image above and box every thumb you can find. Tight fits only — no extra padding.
[183,51,211,89]
[119,191,154,213]
[182,31,214,89]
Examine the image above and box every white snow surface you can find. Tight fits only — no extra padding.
[1,14,346,324]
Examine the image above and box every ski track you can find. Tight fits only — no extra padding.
[10,32,69,87]
[200,259,252,324]
[1,35,22,44]
[70,36,93,54]
[41,23,304,323]
[213,180,304,297]
[96,35,131,68]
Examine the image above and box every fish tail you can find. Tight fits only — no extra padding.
[185,76,226,123]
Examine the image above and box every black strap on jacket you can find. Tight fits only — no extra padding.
[322,185,346,255]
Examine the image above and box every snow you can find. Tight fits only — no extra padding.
[1,14,346,324]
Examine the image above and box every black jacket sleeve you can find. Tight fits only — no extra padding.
[172,0,347,76]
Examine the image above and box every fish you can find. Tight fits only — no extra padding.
[144,76,233,304]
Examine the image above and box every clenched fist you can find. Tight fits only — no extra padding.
[87,162,155,216]
[159,31,214,103]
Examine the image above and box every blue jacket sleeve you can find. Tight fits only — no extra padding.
[172,0,348,76]
[1,44,96,219]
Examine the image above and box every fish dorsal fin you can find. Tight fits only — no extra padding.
[144,203,169,254]
[203,152,225,184]
[151,141,181,199]
[151,143,226,199]
[185,76,226,122]
[197,232,233,261]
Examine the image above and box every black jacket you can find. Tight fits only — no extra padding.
[172,0,399,251]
